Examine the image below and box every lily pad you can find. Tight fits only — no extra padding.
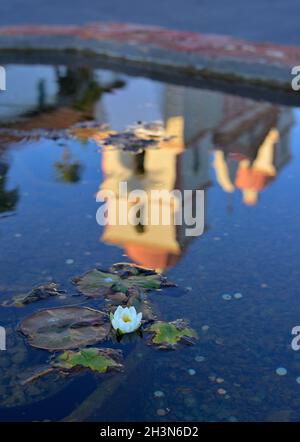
[146,320,198,350]
[74,263,175,299]
[52,348,123,374]
[19,307,110,351]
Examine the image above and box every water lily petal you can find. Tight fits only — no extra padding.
[111,318,120,331]
[136,312,142,326]
[121,321,132,334]
[113,305,123,320]
[128,306,137,318]
[122,307,131,317]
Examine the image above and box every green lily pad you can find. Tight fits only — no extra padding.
[19,307,110,351]
[52,348,123,374]
[74,263,175,299]
[146,320,198,349]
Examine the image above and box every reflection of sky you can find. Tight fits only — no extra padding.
[0,65,58,119]
[102,75,163,129]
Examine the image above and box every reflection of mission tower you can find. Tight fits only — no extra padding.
[98,86,212,272]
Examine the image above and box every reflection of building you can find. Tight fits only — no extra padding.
[212,97,293,205]
[99,88,225,271]
[99,143,209,272]
[98,85,293,270]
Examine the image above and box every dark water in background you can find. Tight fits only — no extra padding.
[0,64,300,421]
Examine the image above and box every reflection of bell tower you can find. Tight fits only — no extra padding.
[99,146,183,272]
[98,86,213,271]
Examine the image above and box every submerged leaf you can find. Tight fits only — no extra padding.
[2,282,65,307]
[19,307,110,351]
[146,320,198,350]
[52,348,123,374]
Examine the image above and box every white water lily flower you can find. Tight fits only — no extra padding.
[110,306,142,334]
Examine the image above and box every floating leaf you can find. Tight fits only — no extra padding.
[52,348,123,374]
[146,320,198,350]
[19,307,110,351]
[74,263,174,299]
[97,122,173,153]
[2,282,65,307]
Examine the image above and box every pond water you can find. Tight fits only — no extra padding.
[0,64,300,422]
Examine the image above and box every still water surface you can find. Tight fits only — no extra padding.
[0,64,299,421]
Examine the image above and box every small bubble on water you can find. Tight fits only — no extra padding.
[65,259,74,265]
[217,388,226,395]
[216,377,224,384]
[276,367,287,376]
[156,409,167,416]
[188,369,196,376]
[222,294,232,300]
[154,390,165,398]
[195,356,205,362]
[201,325,209,332]
[296,377,300,384]
[233,293,243,299]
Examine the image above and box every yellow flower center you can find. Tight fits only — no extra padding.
[122,314,132,323]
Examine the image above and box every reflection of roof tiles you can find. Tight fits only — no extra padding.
[214,105,278,148]
[125,244,179,271]
[235,167,274,191]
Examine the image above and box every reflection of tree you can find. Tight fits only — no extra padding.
[56,67,125,118]
[54,146,82,184]
[0,162,19,213]
[0,67,126,146]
